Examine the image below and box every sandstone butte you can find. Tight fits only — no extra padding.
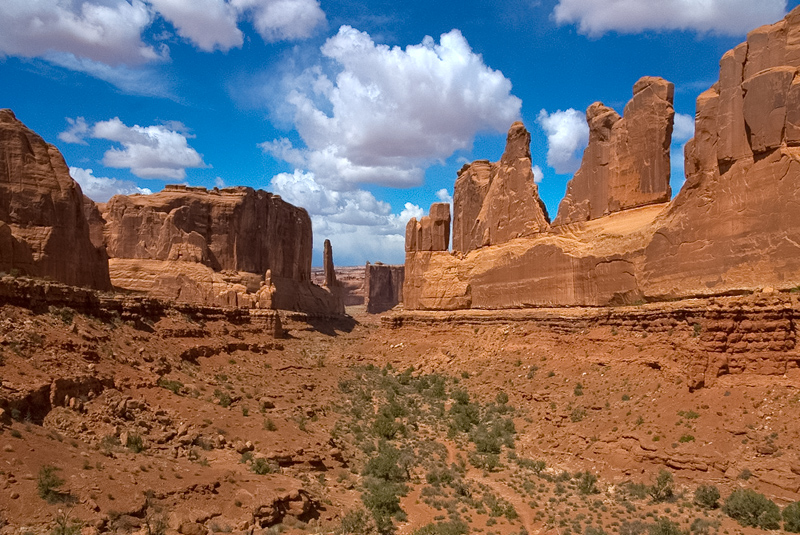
[0,109,111,290]
[404,7,800,310]
[0,110,343,315]
[98,185,344,314]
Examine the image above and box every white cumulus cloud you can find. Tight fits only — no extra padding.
[532,164,544,183]
[92,118,206,179]
[70,167,152,202]
[58,117,90,145]
[536,108,589,175]
[0,0,161,66]
[672,112,695,143]
[436,188,453,205]
[149,0,325,51]
[262,26,522,191]
[553,0,787,37]
[270,170,421,265]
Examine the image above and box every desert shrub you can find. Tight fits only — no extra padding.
[648,517,683,535]
[157,378,183,395]
[649,470,674,503]
[412,521,469,535]
[363,443,408,482]
[783,501,800,532]
[263,418,277,431]
[495,391,509,405]
[362,480,405,534]
[722,488,781,529]
[49,306,75,325]
[576,471,599,495]
[689,518,718,535]
[570,407,586,422]
[251,458,277,475]
[585,527,606,535]
[336,509,378,535]
[372,410,400,440]
[693,485,720,509]
[214,389,232,407]
[619,521,648,535]
[126,433,144,453]
[37,465,66,503]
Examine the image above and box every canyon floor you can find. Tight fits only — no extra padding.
[1,295,799,535]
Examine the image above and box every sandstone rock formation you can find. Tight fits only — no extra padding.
[103,185,310,280]
[405,202,451,252]
[642,7,800,298]
[364,262,404,314]
[0,110,111,290]
[453,122,550,252]
[554,77,674,226]
[99,185,343,315]
[323,239,336,287]
[404,7,800,310]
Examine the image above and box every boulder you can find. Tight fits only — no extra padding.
[0,109,111,289]
[554,77,674,225]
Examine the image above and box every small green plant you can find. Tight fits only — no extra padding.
[37,465,66,503]
[783,501,800,532]
[335,509,378,535]
[648,517,682,535]
[693,485,720,509]
[679,434,695,443]
[574,383,584,396]
[251,458,276,475]
[157,378,183,395]
[570,407,586,422]
[649,470,674,503]
[576,472,599,495]
[692,323,702,337]
[49,306,75,325]
[722,488,781,529]
[738,468,752,480]
[263,418,277,431]
[214,389,232,408]
[51,507,81,535]
[622,394,631,401]
[126,433,144,453]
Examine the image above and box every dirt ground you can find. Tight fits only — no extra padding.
[0,300,798,535]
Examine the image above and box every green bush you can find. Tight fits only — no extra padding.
[783,501,800,532]
[693,485,720,509]
[412,521,469,535]
[363,443,408,482]
[576,471,599,495]
[722,488,781,529]
[126,433,144,453]
[649,470,674,503]
[648,517,683,535]
[37,465,66,503]
[251,457,276,475]
[336,509,378,535]
[362,480,405,534]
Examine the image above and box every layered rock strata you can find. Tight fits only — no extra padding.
[453,122,550,252]
[554,77,674,226]
[364,263,404,314]
[404,7,800,310]
[0,110,111,289]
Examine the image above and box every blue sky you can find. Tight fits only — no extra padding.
[1,0,796,266]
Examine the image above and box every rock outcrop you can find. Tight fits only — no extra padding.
[642,8,800,298]
[403,7,800,310]
[554,77,674,226]
[0,110,111,290]
[99,185,343,315]
[453,122,550,252]
[364,263,404,314]
[103,185,311,281]
[405,202,451,252]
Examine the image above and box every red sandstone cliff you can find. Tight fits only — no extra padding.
[452,122,550,252]
[403,7,800,310]
[554,77,674,226]
[0,110,111,290]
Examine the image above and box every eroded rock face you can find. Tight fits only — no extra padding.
[642,7,800,297]
[0,110,111,290]
[364,263,404,314]
[453,122,550,252]
[405,202,451,252]
[554,77,674,226]
[403,7,800,310]
[103,185,311,281]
